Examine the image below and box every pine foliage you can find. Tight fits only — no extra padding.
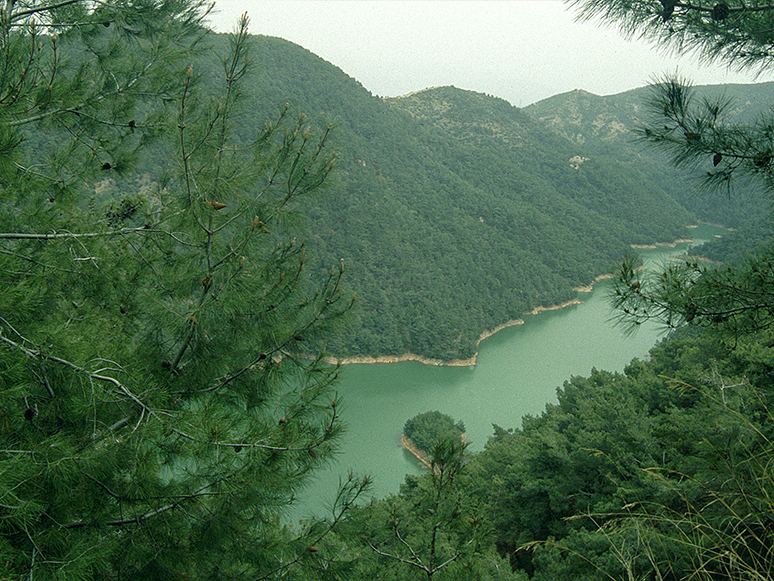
[566,0,774,579]
[0,4,363,579]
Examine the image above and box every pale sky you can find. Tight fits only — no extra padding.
[206,0,773,107]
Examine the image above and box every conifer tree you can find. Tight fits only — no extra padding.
[0,3,364,579]
[571,0,774,337]
[566,2,774,579]
[352,439,517,581]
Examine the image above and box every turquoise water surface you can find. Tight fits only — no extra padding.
[295,227,720,519]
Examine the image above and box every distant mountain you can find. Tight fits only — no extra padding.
[184,35,772,361]
[525,83,774,228]
[526,82,774,148]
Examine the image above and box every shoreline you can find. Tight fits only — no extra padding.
[400,433,467,470]
[328,229,712,369]
[573,273,613,293]
[630,239,691,249]
[329,297,584,368]
[400,434,433,470]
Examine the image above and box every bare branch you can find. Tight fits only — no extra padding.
[0,226,150,240]
[10,0,82,23]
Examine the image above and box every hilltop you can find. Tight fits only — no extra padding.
[526,83,774,229]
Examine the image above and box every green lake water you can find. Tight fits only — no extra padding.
[294,226,721,520]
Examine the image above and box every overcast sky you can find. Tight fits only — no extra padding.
[206,0,773,107]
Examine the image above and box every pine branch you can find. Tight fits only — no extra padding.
[252,475,371,581]
[0,320,158,420]
[0,226,150,240]
[62,473,237,531]
[367,541,429,572]
[10,0,82,23]
[65,498,183,529]
[169,401,339,453]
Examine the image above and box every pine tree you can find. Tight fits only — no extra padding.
[566,2,774,579]
[0,4,364,579]
[351,439,519,581]
[570,0,774,338]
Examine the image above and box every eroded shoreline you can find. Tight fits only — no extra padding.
[400,433,467,470]
[329,297,584,368]
[400,434,432,470]
[327,229,711,368]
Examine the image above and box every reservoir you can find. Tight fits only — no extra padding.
[295,226,720,520]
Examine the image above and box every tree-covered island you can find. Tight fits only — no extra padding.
[402,411,467,470]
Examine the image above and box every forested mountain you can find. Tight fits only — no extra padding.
[40,32,773,363]
[202,34,709,362]
[6,2,774,578]
[525,84,774,230]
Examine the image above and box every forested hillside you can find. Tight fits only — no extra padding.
[26,32,770,362]
[526,84,774,232]
[344,60,774,581]
[196,34,710,361]
[6,2,774,579]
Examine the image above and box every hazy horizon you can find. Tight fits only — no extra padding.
[206,0,773,108]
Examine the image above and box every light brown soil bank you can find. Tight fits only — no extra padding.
[333,353,476,367]
[573,273,614,293]
[331,298,583,368]
[630,223,729,249]
[400,433,467,471]
[401,434,433,470]
[630,240,695,249]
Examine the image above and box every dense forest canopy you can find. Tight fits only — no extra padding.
[403,411,466,456]
[9,26,769,364]
[193,33,768,362]
[4,0,774,579]
[0,5,365,579]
